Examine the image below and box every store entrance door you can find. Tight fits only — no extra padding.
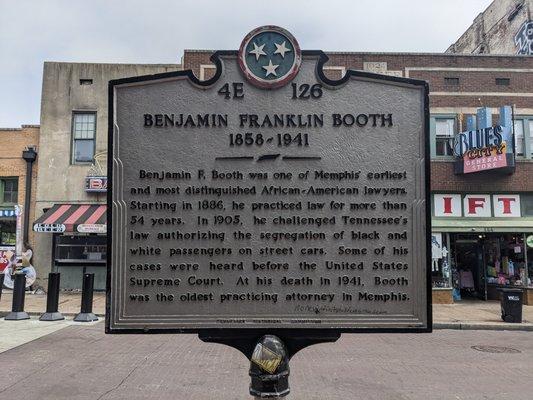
[454,235,487,300]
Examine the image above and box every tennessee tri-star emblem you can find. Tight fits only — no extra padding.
[238,25,302,89]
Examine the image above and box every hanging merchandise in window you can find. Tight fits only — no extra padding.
[485,234,526,287]
[431,233,450,288]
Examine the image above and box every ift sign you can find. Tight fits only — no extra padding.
[107,27,430,334]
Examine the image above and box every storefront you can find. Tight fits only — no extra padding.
[432,193,533,304]
[33,204,107,290]
[0,208,16,247]
[0,208,16,275]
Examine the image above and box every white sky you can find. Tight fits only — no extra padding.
[0,0,493,127]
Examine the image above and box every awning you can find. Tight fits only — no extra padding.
[432,218,533,233]
[33,204,106,233]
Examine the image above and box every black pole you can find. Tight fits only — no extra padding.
[22,148,37,248]
[0,273,4,301]
[199,330,339,398]
[74,273,98,322]
[40,272,64,321]
[4,273,30,320]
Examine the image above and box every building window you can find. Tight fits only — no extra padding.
[1,178,18,204]
[54,235,107,264]
[72,113,96,163]
[444,77,459,85]
[514,119,524,155]
[495,78,510,86]
[529,120,533,156]
[79,79,93,85]
[435,117,455,156]
[512,117,533,157]
[522,195,533,216]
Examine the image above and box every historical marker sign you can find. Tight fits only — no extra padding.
[107,26,431,333]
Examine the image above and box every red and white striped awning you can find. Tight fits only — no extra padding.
[33,204,106,233]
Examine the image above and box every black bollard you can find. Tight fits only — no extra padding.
[40,272,64,321]
[249,335,290,398]
[74,273,98,322]
[4,273,30,320]
[0,273,4,301]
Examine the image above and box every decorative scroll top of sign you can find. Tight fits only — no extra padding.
[238,26,301,89]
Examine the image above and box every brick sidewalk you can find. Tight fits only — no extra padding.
[433,300,533,331]
[0,324,531,400]
[0,291,106,316]
[1,291,533,329]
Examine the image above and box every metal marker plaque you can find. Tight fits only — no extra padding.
[107,26,430,332]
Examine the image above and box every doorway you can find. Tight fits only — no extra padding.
[453,235,486,300]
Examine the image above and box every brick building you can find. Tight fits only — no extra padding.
[183,49,533,304]
[0,125,39,276]
[30,28,533,301]
[447,0,533,55]
[32,62,180,290]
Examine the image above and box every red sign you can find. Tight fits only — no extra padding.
[0,246,15,272]
[433,194,521,218]
[463,143,507,174]
[85,176,108,192]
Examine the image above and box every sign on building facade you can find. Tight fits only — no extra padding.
[515,20,533,55]
[453,107,516,175]
[434,194,522,218]
[454,126,511,174]
[85,176,108,192]
[107,26,430,333]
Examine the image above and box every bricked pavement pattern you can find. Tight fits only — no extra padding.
[3,292,533,330]
[0,322,531,400]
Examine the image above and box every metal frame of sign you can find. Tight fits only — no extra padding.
[106,50,432,335]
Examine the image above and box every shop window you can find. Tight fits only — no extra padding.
[1,178,18,204]
[54,235,106,264]
[434,117,455,156]
[72,113,96,164]
[0,219,16,245]
[432,233,451,288]
[448,233,528,301]
[484,234,526,288]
